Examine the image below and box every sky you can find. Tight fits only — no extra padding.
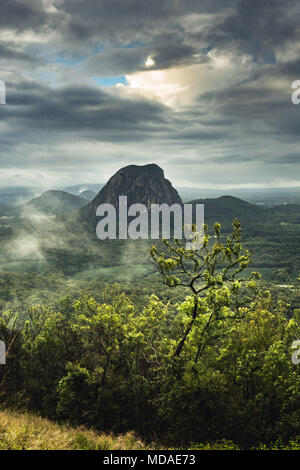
[0,0,300,190]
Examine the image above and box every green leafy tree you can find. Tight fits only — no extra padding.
[150,220,260,362]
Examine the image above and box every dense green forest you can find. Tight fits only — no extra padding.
[1,0,299,453]
[0,217,299,449]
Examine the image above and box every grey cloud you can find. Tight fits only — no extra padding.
[0,42,37,62]
[169,128,227,141]
[0,80,171,158]
[61,0,235,44]
[0,1,299,188]
[149,42,202,69]
[80,47,148,77]
[209,154,256,164]
[0,0,51,31]
[269,153,300,164]
[206,0,300,61]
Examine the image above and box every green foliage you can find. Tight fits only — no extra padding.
[0,221,299,449]
[150,220,260,360]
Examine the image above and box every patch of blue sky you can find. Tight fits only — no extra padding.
[53,53,86,66]
[93,76,128,87]
[122,41,145,49]
[52,45,106,66]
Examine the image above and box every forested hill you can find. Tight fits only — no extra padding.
[21,190,87,216]
[190,195,300,231]
[189,195,300,279]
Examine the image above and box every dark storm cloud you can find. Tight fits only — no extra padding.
[201,85,287,120]
[0,0,299,187]
[202,78,300,141]
[61,0,235,43]
[0,0,49,31]
[2,0,299,67]
[0,42,37,62]
[0,80,171,158]
[51,0,300,82]
[149,42,201,69]
[268,58,300,81]
[205,0,300,60]
[79,40,207,79]
[80,47,147,77]
[57,0,236,69]
[0,77,239,154]
[0,76,238,174]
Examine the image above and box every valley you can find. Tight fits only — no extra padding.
[0,164,299,450]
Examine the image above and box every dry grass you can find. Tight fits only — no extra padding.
[1,409,297,450]
[0,409,149,450]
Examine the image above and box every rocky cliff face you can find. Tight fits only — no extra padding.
[81,164,182,221]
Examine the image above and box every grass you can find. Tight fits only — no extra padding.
[0,409,299,450]
[0,409,148,450]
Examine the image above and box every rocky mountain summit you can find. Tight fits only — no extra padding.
[81,163,182,221]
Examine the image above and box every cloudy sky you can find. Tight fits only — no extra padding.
[0,0,299,190]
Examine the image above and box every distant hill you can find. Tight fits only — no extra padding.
[189,195,300,239]
[22,190,87,216]
[64,184,103,196]
[79,189,97,201]
[190,195,259,217]
[188,195,266,231]
[179,186,300,205]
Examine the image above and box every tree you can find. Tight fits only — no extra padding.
[150,219,260,362]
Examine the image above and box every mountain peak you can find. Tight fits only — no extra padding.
[115,163,164,179]
[81,164,182,221]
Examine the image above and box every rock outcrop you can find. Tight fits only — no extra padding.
[81,163,182,221]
